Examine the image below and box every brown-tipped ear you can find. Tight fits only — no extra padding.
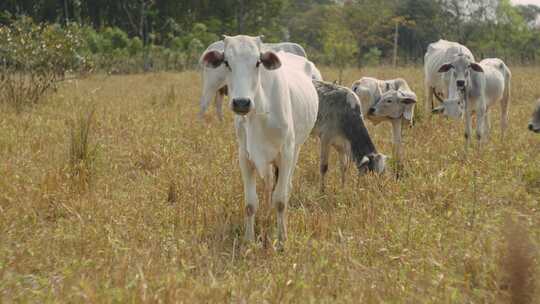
[438,63,453,73]
[469,63,484,73]
[202,50,224,68]
[260,51,281,70]
[432,106,444,114]
[398,90,417,104]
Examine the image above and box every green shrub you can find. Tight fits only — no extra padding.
[0,17,87,111]
[128,37,143,55]
[363,47,382,66]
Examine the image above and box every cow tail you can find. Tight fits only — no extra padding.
[501,63,511,129]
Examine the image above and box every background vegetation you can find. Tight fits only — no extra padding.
[1,0,540,73]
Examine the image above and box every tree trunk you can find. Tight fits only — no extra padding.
[140,0,151,72]
[393,22,399,68]
[64,0,69,24]
[237,0,245,33]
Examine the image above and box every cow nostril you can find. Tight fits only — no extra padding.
[529,124,534,130]
[232,98,251,113]
[368,108,375,114]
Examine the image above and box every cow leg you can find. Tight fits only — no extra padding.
[500,93,510,139]
[338,151,348,187]
[391,118,403,175]
[215,91,224,122]
[273,147,295,248]
[475,97,488,146]
[238,150,258,242]
[464,101,472,153]
[198,91,215,120]
[484,110,491,139]
[319,135,331,193]
[288,147,301,193]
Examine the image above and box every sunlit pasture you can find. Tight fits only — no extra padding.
[1,66,539,302]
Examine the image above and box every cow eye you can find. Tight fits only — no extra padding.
[224,61,231,71]
[386,99,392,103]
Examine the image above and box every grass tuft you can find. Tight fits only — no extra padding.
[67,105,97,191]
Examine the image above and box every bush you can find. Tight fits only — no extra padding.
[0,17,87,111]
[363,47,382,66]
[128,37,143,56]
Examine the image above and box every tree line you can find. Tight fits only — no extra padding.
[1,0,540,69]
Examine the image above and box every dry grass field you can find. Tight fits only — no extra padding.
[1,66,540,303]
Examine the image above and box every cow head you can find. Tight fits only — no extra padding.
[435,54,483,119]
[201,35,281,116]
[528,100,540,133]
[358,153,387,175]
[368,89,417,122]
[351,80,386,125]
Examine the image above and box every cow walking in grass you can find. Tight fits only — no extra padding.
[198,40,310,121]
[351,77,416,167]
[313,80,386,193]
[424,39,475,115]
[202,35,318,248]
[529,100,540,133]
[432,57,511,150]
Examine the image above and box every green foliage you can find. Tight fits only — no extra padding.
[128,37,143,56]
[0,17,87,111]
[103,27,130,50]
[321,9,358,83]
[363,47,382,66]
[2,0,540,71]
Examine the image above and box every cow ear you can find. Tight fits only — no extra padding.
[260,51,281,70]
[438,63,453,73]
[202,50,224,68]
[432,106,444,114]
[359,156,370,167]
[469,63,484,73]
[398,90,417,104]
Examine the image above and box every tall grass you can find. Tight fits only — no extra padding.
[68,106,97,190]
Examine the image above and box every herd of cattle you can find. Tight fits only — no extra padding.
[198,35,540,247]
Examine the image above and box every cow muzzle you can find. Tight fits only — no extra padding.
[456,80,465,88]
[529,123,540,133]
[231,98,252,115]
[368,107,376,115]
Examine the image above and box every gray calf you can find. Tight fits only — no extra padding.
[529,100,540,133]
[313,80,386,193]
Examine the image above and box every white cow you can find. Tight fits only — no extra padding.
[529,100,540,133]
[202,35,319,247]
[424,39,475,114]
[351,77,416,166]
[432,57,511,149]
[198,40,310,121]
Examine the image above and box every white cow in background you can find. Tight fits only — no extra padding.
[424,39,475,114]
[432,57,511,150]
[351,77,416,166]
[202,35,319,248]
[198,40,311,121]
